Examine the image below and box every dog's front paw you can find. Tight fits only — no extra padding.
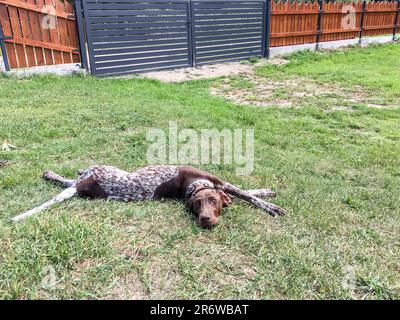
[42,170,54,179]
[267,203,286,217]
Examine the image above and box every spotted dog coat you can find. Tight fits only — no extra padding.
[75,165,180,201]
[11,165,286,223]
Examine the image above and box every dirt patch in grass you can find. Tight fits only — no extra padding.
[210,72,386,110]
[106,273,147,300]
[207,62,398,110]
[142,58,289,83]
[143,62,253,82]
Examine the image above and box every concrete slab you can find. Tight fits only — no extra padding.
[2,63,85,77]
[0,54,5,72]
[270,35,396,57]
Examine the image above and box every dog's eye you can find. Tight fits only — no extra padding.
[210,198,217,205]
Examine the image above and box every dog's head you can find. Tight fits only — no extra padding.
[188,187,232,228]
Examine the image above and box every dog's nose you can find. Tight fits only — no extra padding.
[201,216,211,224]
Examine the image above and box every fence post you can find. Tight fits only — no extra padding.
[316,0,323,51]
[359,0,367,45]
[394,0,400,41]
[74,0,89,71]
[186,0,195,67]
[0,22,10,71]
[262,0,271,58]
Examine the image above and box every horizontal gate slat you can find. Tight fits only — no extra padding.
[195,33,261,43]
[195,28,262,38]
[194,8,262,15]
[193,4,262,10]
[90,21,188,30]
[86,3,187,10]
[95,50,188,66]
[196,51,260,64]
[96,57,189,72]
[196,46,261,57]
[87,9,186,17]
[196,41,261,52]
[193,0,262,2]
[96,55,191,70]
[94,43,188,55]
[91,33,188,43]
[194,23,262,31]
[85,0,189,3]
[194,18,262,26]
[92,38,188,49]
[89,15,188,23]
[194,14,262,20]
[91,27,187,37]
[195,26,262,34]
[196,37,261,46]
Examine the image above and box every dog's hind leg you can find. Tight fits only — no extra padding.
[11,187,77,222]
[43,171,75,188]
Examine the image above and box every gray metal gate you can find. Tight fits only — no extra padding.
[192,1,265,65]
[75,0,269,76]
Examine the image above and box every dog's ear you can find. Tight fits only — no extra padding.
[217,190,232,207]
[187,196,195,211]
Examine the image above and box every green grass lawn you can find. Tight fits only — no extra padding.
[0,43,399,299]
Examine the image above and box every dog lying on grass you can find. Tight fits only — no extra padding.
[11,165,286,227]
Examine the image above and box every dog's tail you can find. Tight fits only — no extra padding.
[11,187,77,222]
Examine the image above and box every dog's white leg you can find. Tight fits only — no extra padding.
[11,187,77,222]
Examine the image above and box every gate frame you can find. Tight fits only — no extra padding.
[75,0,89,71]
[262,0,271,58]
[187,0,196,67]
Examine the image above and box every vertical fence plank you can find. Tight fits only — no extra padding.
[7,6,26,67]
[18,5,37,67]
[45,0,63,64]
[37,0,55,65]
[27,0,45,66]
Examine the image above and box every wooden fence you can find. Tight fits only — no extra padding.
[270,0,399,47]
[0,0,80,69]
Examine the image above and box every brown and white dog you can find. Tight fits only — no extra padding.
[11,165,286,227]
